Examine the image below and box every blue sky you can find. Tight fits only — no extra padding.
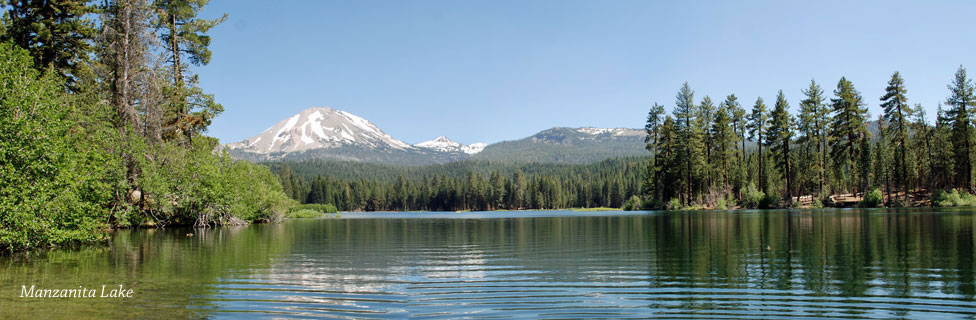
[198,0,976,145]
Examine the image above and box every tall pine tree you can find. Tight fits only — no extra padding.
[829,77,868,194]
[768,90,794,202]
[879,71,913,202]
[747,97,769,193]
[945,66,976,191]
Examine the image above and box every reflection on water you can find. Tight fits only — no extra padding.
[1,209,975,318]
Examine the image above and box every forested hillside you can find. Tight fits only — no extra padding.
[0,0,293,251]
[270,158,646,211]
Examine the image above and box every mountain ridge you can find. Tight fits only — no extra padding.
[226,107,645,165]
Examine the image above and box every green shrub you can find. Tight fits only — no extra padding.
[759,194,779,209]
[0,43,116,251]
[287,209,323,219]
[715,198,728,210]
[623,195,642,211]
[666,198,682,211]
[933,189,976,207]
[291,203,339,214]
[740,183,765,209]
[139,138,295,227]
[811,199,824,209]
[861,188,883,207]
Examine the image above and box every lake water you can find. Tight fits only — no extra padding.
[1,209,975,318]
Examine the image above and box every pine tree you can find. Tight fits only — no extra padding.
[945,66,976,191]
[154,0,227,144]
[879,71,913,202]
[747,97,769,193]
[798,80,828,197]
[712,96,736,191]
[911,105,933,192]
[643,103,666,201]
[829,77,868,194]
[4,0,96,90]
[728,94,747,198]
[673,82,697,204]
[934,103,955,189]
[698,96,716,192]
[768,90,794,202]
[655,116,680,203]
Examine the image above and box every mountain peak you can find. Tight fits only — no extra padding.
[415,136,485,155]
[226,107,412,155]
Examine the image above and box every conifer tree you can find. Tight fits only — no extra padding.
[712,96,736,190]
[698,96,716,191]
[4,0,96,90]
[945,66,976,190]
[154,0,227,143]
[879,71,913,202]
[798,80,828,196]
[934,103,955,189]
[911,105,933,192]
[673,83,697,204]
[747,97,769,193]
[644,103,666,200]
[768,90,794,202]
[829,77,868,194]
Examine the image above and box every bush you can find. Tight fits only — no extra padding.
[760,194,779,209]
[811,199,824,209]
[933,189,976,207]
[139,138,295,227]
[861,188,883,208]
[287,209,323,219]
[291,203,339,214]
[666,198,682,211]
[740,183,765,209]
[623,195,642,211]
[0,43,115,251]
[715,198,728,210]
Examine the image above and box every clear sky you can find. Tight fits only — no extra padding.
[198,0,976,146]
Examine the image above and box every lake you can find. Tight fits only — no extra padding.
[1,209,975,318]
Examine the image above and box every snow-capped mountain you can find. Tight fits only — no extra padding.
[225,106,645,165]
[227,107,413,154]
[414,136,486,155]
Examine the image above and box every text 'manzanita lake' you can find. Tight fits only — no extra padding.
[2,209,974,319]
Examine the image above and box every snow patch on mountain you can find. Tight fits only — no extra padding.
[415,136,485,155]
[576,127,643,137]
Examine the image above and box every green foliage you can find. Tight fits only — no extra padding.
[715,197,728,210]
[933,189,976,207]
[811,199,824,209]
[3,0,95,90]
[666,198,682,211]
[290,203,339,214]
[0,43,113,251]
[861,188,884,208]
[623,195,642,211]
[945,66,976,189]
[138,139,293,226]
[829,77,869,192]
[740,183,765,209]
[286,209,323,219]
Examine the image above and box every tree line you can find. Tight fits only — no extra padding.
[0,0,292,251]
[274,158,646,211]
[644,69,976,208]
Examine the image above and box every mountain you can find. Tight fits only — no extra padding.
[470,127,646,163]
[226,107,469,165]
[414,136,486,155]
[226,107,647,165]
[226,107,412,154]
